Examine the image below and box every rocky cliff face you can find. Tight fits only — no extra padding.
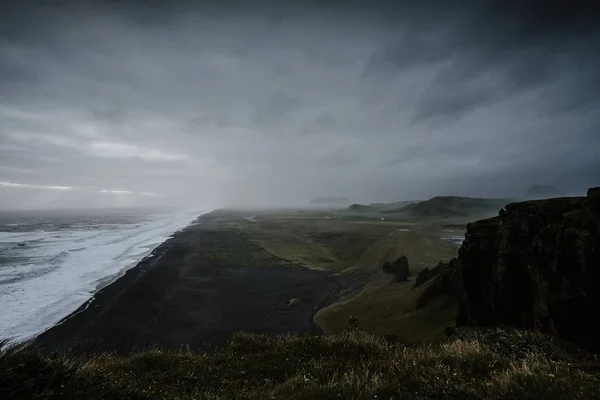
[419,187,600,353]
[382,255,410,282]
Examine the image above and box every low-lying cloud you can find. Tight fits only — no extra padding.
[1,181,159,196]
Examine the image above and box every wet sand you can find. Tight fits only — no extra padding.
[34,218,340,354]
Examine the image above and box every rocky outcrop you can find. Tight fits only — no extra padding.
[382,256,410,282]
[414,261,451,288]
[414,259,464,310]
[418,187,600,353]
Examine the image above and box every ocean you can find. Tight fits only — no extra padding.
[0,208,202,341]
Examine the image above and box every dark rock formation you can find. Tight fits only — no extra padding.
[414,261,450,288]
[418,187,600,353]
[415,259,464,310]
[382,256,410,282]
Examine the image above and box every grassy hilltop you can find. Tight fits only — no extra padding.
[344,196,513,219]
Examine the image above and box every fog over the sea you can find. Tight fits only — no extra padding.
[1,0,599,209]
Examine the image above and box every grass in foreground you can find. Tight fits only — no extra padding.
[2,328,599,399]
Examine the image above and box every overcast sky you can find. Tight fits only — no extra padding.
[0,0,598,209]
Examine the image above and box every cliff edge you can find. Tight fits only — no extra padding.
[418,187,600,353]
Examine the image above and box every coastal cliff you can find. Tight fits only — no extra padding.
[418,187,600,353]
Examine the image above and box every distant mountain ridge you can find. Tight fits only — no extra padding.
[524,184,563,199]
[343,186,565,215]
[346,201,418,213]
[345,196,512,219]
[395,196,513,218]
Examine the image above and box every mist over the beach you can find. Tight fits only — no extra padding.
[1,0,599,210]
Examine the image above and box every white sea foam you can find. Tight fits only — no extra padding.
[0,210,206,341]
[441,236,465,246]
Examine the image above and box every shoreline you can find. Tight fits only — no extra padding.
[34,214,342,354]
[33,222,192,353]
[43,223,187,332]
[0,210,202,342]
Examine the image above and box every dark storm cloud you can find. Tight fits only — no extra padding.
[362,0,600,123]
[0,0,598,209]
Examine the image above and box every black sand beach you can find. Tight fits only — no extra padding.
[35,215,340,354]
